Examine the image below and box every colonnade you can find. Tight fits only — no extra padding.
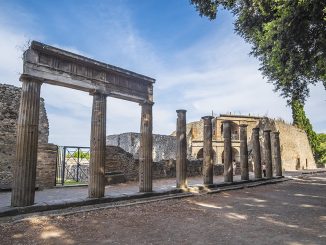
[11,78,283,208]
[174,112,283,188]
[11,77,153,207]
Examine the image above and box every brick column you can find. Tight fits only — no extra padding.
[176,110,187,189]
[252,128,262,179]
[11,76,42,207]
[139,102,153,192]
[240,124,249,181]
[223,120,233,182]
[202,116,214,185]
[88,93,107,198]
[264,130,273,179]
[272,131,283,177]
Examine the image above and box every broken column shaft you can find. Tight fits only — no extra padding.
[11,76,42,207]
[223,120,233,182]
[202,116,214,185]
[88,93,107,198]
[139,102,153,192]
[176,110,187,189]
[264,130,273,179]
[240,124,249,181]
[272,131,282,177]
[252,128,262,179]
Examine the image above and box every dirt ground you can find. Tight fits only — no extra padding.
[0,174,325,245]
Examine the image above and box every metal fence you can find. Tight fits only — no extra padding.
[56,146,90,186]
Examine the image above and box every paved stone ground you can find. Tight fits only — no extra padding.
[0,174,251,208]
[0,173,325,245]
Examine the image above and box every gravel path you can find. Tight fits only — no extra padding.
[0,173,325,245]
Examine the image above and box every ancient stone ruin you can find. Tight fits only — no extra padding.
[10,41,155,207]
[0,41,317,209]
[0,84,57,190]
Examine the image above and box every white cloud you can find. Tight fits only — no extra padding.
[0,1,324,149]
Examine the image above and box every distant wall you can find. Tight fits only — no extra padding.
[106,133,176,162]
[258,118,316,171]
[105,145,224,182]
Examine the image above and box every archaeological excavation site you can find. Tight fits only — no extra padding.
[0,41,319,217]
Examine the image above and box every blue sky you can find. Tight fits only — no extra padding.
[0,0,325,146]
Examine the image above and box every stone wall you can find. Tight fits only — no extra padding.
[36,144,58,189]
[258,118,316,171]
[106,133,176,162]
[105,145,224,182]
[0,83,50,188]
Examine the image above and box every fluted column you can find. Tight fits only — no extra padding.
[202,116,214,185]
[88,93,107,198]
[176,110,187,189]
[272,131,282,177]
[240,124,249,181]
[252,128,262,179]
[264,130,273,179]
[139,102,153,192]
[223,120,233,182]
[11,76,42,207]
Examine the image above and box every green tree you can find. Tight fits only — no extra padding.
[190,0,325,159]
[316,133,326,165]
[291,98,319,156]
[190,0,326,103]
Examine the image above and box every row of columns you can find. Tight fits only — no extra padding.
[11,76,281,207]
[175,112,283,189]
[11,77,154,207]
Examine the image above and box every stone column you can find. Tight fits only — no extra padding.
[264,130,273,179]
[88,93,107,198]
[176,110,187,189]
[240,124,249,181]
[202,116,214,185]
[272,131,282,177]
[11,76,42,207]
[139,102,153,192]
[223,120,233,182]
[252,128,262,179]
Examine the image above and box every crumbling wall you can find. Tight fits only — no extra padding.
[0,83,51,188]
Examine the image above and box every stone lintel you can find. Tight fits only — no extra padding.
[22,41,155,104]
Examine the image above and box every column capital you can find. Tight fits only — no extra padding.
[202,116,214,121]
[176,109,187,114]
[89,89,107,97]
[19,74,43,84]
[222,120,232,125]
[139,101,154,106]
[272,131,280,136]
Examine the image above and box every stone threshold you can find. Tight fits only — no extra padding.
[0,177,288,218]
